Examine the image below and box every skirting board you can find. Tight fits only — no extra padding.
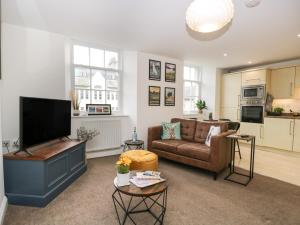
[86,148,122,159]
[0,196,8,225]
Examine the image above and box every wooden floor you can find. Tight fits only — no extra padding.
[236,143,300,186]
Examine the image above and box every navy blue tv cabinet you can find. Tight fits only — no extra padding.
[3,140,87,207]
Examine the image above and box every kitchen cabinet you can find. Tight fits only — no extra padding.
[220,107,240,122]
[220,72,241,121]
[240,122,264,146]
[295,66,300,88]
[242,69,269,86]
[292,119,300,152]
[264,118,294,151]
[270,67,295,99]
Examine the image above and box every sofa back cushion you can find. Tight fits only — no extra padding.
[171,118,197,141]
[194,122,228,143]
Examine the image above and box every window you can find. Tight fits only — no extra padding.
[183,65,202,114]
[72,44,121,112]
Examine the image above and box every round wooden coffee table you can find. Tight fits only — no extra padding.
[112,173,168,225]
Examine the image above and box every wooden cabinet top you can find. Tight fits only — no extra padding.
[4,140,85,161]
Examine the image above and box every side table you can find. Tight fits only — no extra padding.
[123,140,144,151]
[224,135,255,186]
[112,173,168,225]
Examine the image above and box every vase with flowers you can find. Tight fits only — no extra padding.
[70,90,80,116]
[116,156,132,186]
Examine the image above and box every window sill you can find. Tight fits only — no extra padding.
[72,114,129,119]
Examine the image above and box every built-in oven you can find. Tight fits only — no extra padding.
[241,85,265,100]
[241,105,264,124]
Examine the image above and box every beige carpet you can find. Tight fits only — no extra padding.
[3,156,300,225]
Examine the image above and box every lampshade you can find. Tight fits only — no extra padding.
[186,0,234,33]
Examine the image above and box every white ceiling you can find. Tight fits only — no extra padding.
[2,0,300,69]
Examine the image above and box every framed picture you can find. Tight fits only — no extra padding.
[86,104,112,115]
[149,86,161,106]
[165,87,175,106]
[149,59,161,81]
[165,63,176,82]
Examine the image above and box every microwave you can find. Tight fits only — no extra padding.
[241,85,265,100]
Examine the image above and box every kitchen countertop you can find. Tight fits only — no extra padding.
[265,115,300,119]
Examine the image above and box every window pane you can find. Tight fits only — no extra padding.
[190,67,199,81]
[91,90,105,104]
[74,45,89,66]
[191,82,199,96]
[75,89,90,111]
[184,67,190,80]
[106,71,119,91]
[91,69,106,90]
[184,81,192,97]
[105,51,119,69]
[90,48,104,68]
[106,91,119,111]
[74,67,90,89]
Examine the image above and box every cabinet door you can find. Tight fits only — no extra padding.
[220,107,240,122]
[271,67,295,99]
[295,66,300,88]
[293,119,300,152]
[240,122,264,146]
[264,118,293,151]
[221,73,241,108]
[242,69,267,86]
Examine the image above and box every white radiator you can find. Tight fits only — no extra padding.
[71,116,127,153]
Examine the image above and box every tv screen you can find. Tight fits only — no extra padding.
[20,97,71,149]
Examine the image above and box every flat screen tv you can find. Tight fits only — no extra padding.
[20,97,71,150]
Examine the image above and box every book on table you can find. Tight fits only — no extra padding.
[130,176,165,188]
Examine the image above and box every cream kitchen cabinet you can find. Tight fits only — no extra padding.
[292,119,300,152]
[264,118,294,151]
[220,72,241,121]
[220,107,241,122]
[270,67,296,99]
[295,66,300,88]
[240,122,264,146]
[242,69,269,86]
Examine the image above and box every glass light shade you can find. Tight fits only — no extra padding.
[186,0,234,33]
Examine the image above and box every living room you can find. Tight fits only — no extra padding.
[0,0,300,225]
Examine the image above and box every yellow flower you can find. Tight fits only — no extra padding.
[116,156,132,166]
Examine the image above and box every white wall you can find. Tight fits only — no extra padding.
[122,51,138,138]
[1,23,66,145]
[136,52,184,146]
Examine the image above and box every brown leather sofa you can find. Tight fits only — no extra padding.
[148,118,235,179]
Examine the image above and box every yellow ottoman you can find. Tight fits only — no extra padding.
[121,150,158,171]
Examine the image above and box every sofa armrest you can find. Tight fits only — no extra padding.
[147,125,163,150]
[209,130,236,172]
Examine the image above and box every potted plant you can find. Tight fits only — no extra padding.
[116,156,132,186]
[195,99,207,114]
[70,90,80,116]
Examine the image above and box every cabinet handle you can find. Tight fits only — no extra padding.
[238,95,240,106]
[237,109,239,121]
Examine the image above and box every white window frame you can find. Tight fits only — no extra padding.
[183,65,202,115]
[71,41,123,113]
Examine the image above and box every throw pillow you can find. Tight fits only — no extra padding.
[205,126,221,146]
[161,122,181,140]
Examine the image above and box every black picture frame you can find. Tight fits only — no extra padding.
[165,63,176,82]
[149,59,161,81]
[86,104,112,115]
[149,86,161,106]
[165,87,175,106]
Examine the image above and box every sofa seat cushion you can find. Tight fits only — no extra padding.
[177,142,210,161]
[152,140,189,154]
